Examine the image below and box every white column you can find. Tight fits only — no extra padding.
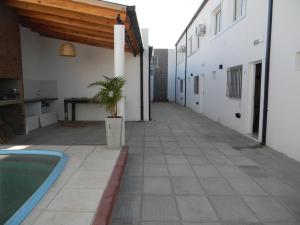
[114,24,125,145]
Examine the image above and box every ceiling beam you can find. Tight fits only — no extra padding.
[21,17,114,40]
[17,10,114,34]
[6,0,127,20]
[5,0,123,26]
[25,23,115,44]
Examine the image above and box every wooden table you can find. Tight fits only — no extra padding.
[64,98,97,121]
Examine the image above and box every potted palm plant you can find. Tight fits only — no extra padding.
[89,76,126,148]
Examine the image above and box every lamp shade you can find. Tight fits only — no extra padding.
[59,42,76,57]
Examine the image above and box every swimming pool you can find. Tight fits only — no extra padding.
[0,150,68,225]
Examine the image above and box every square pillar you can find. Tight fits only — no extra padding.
[114,24,125,145]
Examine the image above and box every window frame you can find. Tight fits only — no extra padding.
[234,0,246,21]
[180,79,184,93]
[226,65,243,99]
[215,7,222,35]
[188,37,193,56]
[194,76,199,94]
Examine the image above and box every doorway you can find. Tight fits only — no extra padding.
[252,63,262,138]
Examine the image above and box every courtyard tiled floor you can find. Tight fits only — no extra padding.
[112,103,300,225]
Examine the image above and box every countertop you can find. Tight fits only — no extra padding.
[24,98,58,103]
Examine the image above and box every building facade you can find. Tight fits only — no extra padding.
[151,49,176,102]
[175,0,300,161]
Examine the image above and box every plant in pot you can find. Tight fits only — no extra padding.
[88,76,126,149]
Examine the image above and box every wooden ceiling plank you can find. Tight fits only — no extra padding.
[21,17,114,40]
[6,0,127,21]
[17,10,114,34]
[26,24,115,44]
[5,0,119,27]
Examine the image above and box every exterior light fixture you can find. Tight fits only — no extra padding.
[59,33,76,57]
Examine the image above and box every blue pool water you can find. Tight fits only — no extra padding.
[0,150,68,225]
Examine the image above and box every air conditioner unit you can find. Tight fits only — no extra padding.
[196,24,206,36]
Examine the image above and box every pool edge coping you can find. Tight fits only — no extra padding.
[92,145,128,225]
[0,149,68,225]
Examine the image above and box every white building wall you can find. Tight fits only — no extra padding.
[142,29,150,121]
[177,0,269,138]
[21,27,143,122]
[267,0,300,161]
[167,49,176,102]
[176,37,187,106]
[176,0,300,162]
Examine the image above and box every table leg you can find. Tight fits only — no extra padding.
[72,103,76,121]
[64,102,68,121]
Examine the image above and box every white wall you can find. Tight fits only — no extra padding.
[21,27,143,121]
[267,0,300,161]
[142,29,150,121]
[176,36,187,106]
[168,49,176,102]
[176,0,269,140]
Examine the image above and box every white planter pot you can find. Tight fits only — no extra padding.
[105,117,123,149]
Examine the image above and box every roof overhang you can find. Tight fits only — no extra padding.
[5,0,144,55]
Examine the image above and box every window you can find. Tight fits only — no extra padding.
[196,35,200,49]
[194,76,199,94]
[234,0,246,21]
[188,37,193,56]
[180,79,184,93]
[215,7,222,34]
[227,65,243,99]
[152,55,159,68]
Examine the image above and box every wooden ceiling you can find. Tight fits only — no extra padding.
[5,0,143,55]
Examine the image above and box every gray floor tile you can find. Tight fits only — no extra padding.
[186,155,211,165]
[239,165,273,178]
[192,165,222,178]
[176,196,218,222]
[227,156,257,166]
[276,196,300,219]
[200,178,236,195]
[111,103,300,225]
[119,176,142,194]
[226,178,268,196]
[182,223,220,225]
[127,154,143,164]
[142,222,181,225]
[172,177,205,195]
[210,196,258,223]
[215,165,248,178]
[168,164,195,177]
[166,155,189,164]
[207,155,233,165]
[164,148,184,155]
[143,195,180,221]
[144,164,169,176]
[144,177,173,194]
[254,177,298,197]
[182,147,204,155]
[144,154,166,164]
[243,196,297,222]
[124,164,143,177]
[145,141,162,148]
[112,195,141,223]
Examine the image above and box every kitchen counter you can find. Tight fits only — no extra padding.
[24,98,58,103]
[0,99,22,106]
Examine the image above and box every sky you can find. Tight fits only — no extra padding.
[109,0,203,49]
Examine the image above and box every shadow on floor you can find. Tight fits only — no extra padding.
[9,122,107,145]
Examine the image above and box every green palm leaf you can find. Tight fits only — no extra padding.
[88,76,126,117]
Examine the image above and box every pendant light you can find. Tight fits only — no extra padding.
[59,32,76,57]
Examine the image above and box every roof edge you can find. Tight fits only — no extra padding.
[127,6,144,52]
[175,0,209,46]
